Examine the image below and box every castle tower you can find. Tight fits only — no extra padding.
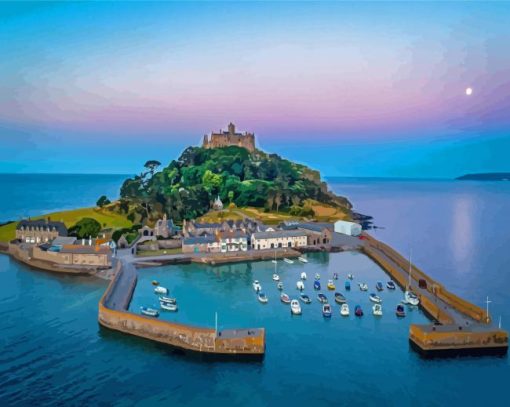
[228,122,235,134]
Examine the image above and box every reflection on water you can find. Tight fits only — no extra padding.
[451,194,474,271]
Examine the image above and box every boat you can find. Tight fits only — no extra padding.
[258,292,268,303]
[280,292,291,304]
[354,305,363,317]
[334,292,346,304]
[322,304,332,318]
[298,256,308,263]
[151,280,159,286]
[296,280,305,290]
[140,306,159,317]
[160,301,178,312]
[347,273,354,280]
[314,280,321,290]
[333,272,338,280]
[317,293,328,303]
[315,273,320,280]
[376,282,384,291]
[154,286,168,295]
[284,258,294,264]
[300,271,307,280]
[299,293,312,304]
[372,303,383,316]
[404,290,420,306]
[358,283,368,291]
[387,281,396,290]
[290,299,302,315]
[273,274,280,281]
[253,280,262,292]
[369,293,382,303]
[340,303,350,316]
[277,281,284,290]
[159,296,176,304]
[396,304,406,317]
[327,280,335,290]
[345,281,351,291]
[271,260,278,264]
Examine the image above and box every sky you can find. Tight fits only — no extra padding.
[0,1,509,178]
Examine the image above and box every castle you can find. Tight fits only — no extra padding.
[202,122,255,152]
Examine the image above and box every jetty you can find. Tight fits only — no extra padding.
[98,260,265,357]
[362,234,508,357]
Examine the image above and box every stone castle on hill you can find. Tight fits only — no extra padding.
[202,122,255,152]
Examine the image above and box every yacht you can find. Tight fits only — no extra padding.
[340,303,350,316]
[273,274,280,281]
[290,299,302,315]
[154,286,168,295]
[358,283,368,291]
[372,303,383,316]
[253,280,262,292]
[277,281,284,290]
[300,272,307,280]
[296,280,305,290]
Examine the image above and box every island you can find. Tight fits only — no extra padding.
[456,172,510,181]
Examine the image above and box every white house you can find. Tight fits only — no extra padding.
[251,230,307,250]
[334,220,362,236]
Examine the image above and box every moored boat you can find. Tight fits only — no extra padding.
[340,303,350,316]
[327,279,335,290]
[334,292,346,304]
[345,280,351,291]
[277,281,284,290]
[159,296,176,304]
[280,292,291,304]
[140,306,159,317]
[396,304,406,317]
[258,292,268,303]
[273,274,280,281]
[296,280,305,290]
[358,283,368,291]
[284,258,294,264]
[300,271,307,280]
[369,293,382,303]
[322,304,332,318]
[333,272,338,280]
[372,303,383,316]
[315,273,320,280]
[314,280,321,290]
[154,286,168,295]
[404,290,419,306]
[160,301,178,312]
[354,305,363,317]
[298,256,308,263]
[376,282,384,291]
[317,293,328,303]
[253,280,262,292]
[290,299,302,315]
[347,273,354,280]
[299,293,312,304]
[151,280,159,286]
[387,281,396,290]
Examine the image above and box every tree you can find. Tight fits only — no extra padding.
[144,160,161,177]
[228,190,234,203]
[69,218,102,239]
[96,195,111,208]
[202,170,222,194]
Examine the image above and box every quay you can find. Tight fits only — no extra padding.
[362,234,508,357]
[98,260,265,357]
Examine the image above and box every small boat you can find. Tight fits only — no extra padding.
[358,283,368,291]
[334,292,346,304]
[317,293,328,303]
[340,303,350,316]
[404,290,420,306]
[280,292,291,304]
[299,293,312,304]
[140,306,159,317]
[369,293,382,303]
[300,272,307,280]
[151,280,159,286]
[354,305,363,317]
[333,272,338,280]
[322,304,332,318]
[387,281,396,290]
[314,281,321,290]
[271,260,278,264]
[396,304,406,317]
[258,292,268,303]
[345,281,351,291]
[327,280,335,290]
[284,258,294,264]
[277,281,284,290]
[290,299,302,315]
[347,274,354,280]
[298,256,308,263]
[159,296,176,304]
[315,273,320,280]
[253,280,262,292]
[273,274,280,281]
[296,280,305,290]
[372,303,383,316]
[160,302,178,312]
[154,286,168,295]
[376,282,384,291]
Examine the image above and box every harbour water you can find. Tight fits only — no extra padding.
[1,174,509,405]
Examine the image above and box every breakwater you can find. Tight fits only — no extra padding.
[98,261,265,357]
[362,234,508,357]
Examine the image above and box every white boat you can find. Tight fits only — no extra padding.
[253,280,262,292]
[298,256,308,263]
[271,260,278,264]
[404,290,420,306]
[315,273,320,280]
[140,306,159,317]
[372,303,383,316]
[154,286,168,295]
[340,303,350,316]
[284,258,294,264]
[160,302,178,312]
[369,293,382,303]
[290,299,302,315]
[296,280,305,290]
[358,283,368,291]
[258,292,268,303]
[300,272,307,280]
[348,274,354,280]
[280,292,291,304]
[273,274,280,281]
[159,296,176,304]
[277,281,284,290]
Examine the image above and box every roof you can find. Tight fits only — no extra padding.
[297,223,334,233]
[59,245,111,254]
[218,230,248,239]
[17,219,67,236]
[51,236,77,246]
[183,235,217,245]
[193,222,222,229]
[252,230,307,240]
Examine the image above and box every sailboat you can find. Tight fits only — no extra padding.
[403,251,420,306]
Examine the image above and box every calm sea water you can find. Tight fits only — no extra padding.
[1,175,509,405]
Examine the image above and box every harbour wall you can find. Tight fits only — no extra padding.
[191,248,301,265]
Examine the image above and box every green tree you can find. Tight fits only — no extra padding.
[202,170,222,194]
[96,195,111,208]
[69,218,102,239]
[144,160,161,177]
[228,190,234,203]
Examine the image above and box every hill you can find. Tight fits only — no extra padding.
[456,173,510,181]
[118,146,352,224]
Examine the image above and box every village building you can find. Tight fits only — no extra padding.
[202,122,256,152]
[218,231,248,252]
[16,219,68,244]
[182,220,223,237]
[153,214,177,238]
[181,235,219,254]
[32,243,111,267]
[251,230,307,250]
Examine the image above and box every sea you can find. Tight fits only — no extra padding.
[0,174,509,406]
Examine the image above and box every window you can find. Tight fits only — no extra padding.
[270,243,274,249]
[287,242,291,247]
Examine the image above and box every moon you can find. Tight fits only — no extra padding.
[465,87,473,96]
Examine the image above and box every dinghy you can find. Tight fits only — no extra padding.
[160,302,178,312]
[345,281,351,291]
[277,281,284,290]
[258,292,268,304]
[372,303,383,316]
[376,282,384,291]
[299,293,312,304]
[358,283,368,291]
[284,258,294,264]
[140,306,159,317]
[298,256,308,263]
[290,299,302,315]
[334,292,347,304]
[300,272,307,280]
[333,273,339,280]
[347,274,354,280]
[327,280,336,290]
[314,280,321,290]
[369,293,382,303]
[159,296,176,304]
[317,293,328,304]
[396,304,406,317]
[273,274,280,281]
[296,280,305,290]
[322,304,332,318]
[154,286,168,295]
[354,305,363,317]
[387,281,396,290]
[280,292,291,304]
[315,273,321,280]
[151,280,159,286]
[340,303,350,316]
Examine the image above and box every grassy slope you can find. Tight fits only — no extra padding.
[0,207,132,243]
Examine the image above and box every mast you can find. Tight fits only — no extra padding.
[408,250,412,290]
[485,296,491,324]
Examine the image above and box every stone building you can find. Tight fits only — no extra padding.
[218,231,248,252]
[32,244,111,267]
[202,122,255,152]
[16,219,67,244]
[154,214,177,238]
[182,235,220,254]
[251,230,307,250]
